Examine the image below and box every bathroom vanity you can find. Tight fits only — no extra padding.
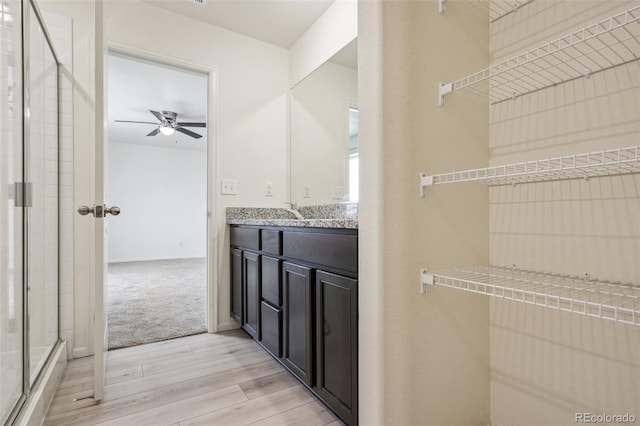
[228,208,358,425]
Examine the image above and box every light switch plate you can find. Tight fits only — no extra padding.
[221,179,237,195]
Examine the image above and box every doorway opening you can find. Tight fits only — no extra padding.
[106,52,208,350]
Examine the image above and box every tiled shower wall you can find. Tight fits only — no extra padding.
[41,11,73,358]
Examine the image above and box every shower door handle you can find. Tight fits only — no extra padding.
[77,205,121,217]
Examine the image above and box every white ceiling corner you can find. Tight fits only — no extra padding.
[329,38,357,70]
[145,0,336,48]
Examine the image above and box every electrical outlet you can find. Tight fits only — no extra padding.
[333,185,344,199]
[221,179,238,195]
[265,182,273,197]
[303,184,311,198]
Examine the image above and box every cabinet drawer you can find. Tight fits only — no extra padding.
[230,227,260,250]
[261,229,282,255]
[283,231,357,274]
[262,256,281,306]
[261,302,282,358]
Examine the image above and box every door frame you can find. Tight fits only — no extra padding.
[103,42,219,333]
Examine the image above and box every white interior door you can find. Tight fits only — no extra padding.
[93,0,108,401]
[76,0,110,400]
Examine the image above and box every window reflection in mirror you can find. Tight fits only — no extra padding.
[290,39,357,206]
[348,107,358,202]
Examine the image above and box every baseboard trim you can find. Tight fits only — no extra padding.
[15,341,67,426]
[216,321,240,332]
[108,256,207,263]
[72,346,89,358]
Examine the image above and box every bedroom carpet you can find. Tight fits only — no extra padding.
[107,258,207,350]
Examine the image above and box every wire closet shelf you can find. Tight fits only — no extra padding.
[437,5,640,105]
[420,266,640,326]
[419,145,640,196]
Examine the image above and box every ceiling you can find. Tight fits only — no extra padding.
[108,53,208,152]
[147,0,335,48]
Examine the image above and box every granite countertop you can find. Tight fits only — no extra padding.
[226,204,358,229]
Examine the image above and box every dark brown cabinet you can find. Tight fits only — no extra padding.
[261,256,281,306]
[315,271,358,424]
[260,255,283,360]
[282,262,313,386]
[242,251,261,339]
[230,224,357,425]
[230,248,243,323]
[260,301,282,357]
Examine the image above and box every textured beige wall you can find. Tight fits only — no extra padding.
[359,1,491,424]
[489,1,640,424]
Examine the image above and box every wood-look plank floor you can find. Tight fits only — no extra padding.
[44,329,342,426]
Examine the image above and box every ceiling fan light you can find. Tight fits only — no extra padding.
[159,124,175,136]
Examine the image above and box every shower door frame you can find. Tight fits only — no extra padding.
[4,0,62,423]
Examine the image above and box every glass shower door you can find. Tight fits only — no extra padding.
[2,1,61,420]
[26,2,59,386]
[0,0,24,422]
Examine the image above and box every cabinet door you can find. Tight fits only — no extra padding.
[242,251,261,339]
[230,248,243,323]
[315,271,358,425]
[260,301,282,357]
[282,262,313,386]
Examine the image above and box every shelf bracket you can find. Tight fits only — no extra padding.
[438,82,453,107]
[438,0,446,15]
[420,269,435,294]
[419,173,434,197]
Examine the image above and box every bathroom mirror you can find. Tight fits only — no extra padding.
[290,38,358,205]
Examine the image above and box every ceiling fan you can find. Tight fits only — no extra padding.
[115,110,206,139]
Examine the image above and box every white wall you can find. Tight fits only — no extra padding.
[289,0,357,87]
[105,1,290,332]
[107,142,206,263]
[290,60,357,205]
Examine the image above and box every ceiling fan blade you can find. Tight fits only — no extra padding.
[147,128,160,137]
[176,127,203,139]
[149,110,165,122]
[176,122,206,128]
[115,120,158,125]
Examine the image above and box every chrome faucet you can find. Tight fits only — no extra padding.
[284,201,299,211]
[284,202,304,219]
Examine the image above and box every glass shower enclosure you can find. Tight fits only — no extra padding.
[1,0,60,422]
